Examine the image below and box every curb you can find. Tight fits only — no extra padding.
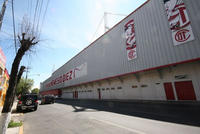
[19,113,24,134]
[19,124,23,134]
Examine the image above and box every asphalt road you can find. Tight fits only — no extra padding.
[23,102,200,134]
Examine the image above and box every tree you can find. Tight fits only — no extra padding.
[16,77,34,96]
[31,88,39,94]
[1,17,39,133]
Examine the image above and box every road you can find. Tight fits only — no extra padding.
[23,102,200,134]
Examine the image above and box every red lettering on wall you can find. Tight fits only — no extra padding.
[45,69,75,88]
[175,29,190,42]
[69,70,73,80]
[66,72,69,81]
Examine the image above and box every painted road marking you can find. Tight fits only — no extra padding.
[91,118,146,134]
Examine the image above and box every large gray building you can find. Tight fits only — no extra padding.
[40,0,200,101]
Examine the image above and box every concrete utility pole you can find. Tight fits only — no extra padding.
[25,66,31,80]
[0,0,8,31]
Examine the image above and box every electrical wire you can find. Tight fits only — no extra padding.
[11,0,17,53]
[0,30,13,36]
[39,0,50,35]
[29,0,33,20]
[27,0,29,16]
[32,0,39,32]
[36,0,43,33]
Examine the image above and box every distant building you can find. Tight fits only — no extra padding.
[40,0,200,101]
[0,47,9,106]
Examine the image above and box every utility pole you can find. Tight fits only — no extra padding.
[0,0,8,31]
[25,66,31,80]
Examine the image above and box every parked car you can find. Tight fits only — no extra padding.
[17,94,38,111]
[41,95,55,104]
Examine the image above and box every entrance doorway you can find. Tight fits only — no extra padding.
[164,81,196,101]
[174,81,196,100]
[73,91,78,99]
[97,89,101,100]
[164,82,175,100]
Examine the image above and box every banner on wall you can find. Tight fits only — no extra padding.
[164,0,194,46]
[124,19,137,61]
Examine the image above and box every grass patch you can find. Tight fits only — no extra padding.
[8,120,23,128]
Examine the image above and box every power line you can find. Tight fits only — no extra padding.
[0,30,13,36]
[36,0,43,33]
[39,0,50,35]
[29,0,33,20]
[27,0,29,16]
[33,0,39,32]
[11,0,17,53]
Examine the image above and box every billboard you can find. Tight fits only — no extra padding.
[124,19,137,60]
[164,0,195,45]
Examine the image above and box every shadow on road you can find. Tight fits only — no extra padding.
[72,105,86,112]
[72,105,100,112]
[12,108,36,114]
[56,99,200,127]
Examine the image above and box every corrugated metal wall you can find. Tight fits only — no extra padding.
[41,0,200,91]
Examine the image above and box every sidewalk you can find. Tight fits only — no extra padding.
[0,101,23,134]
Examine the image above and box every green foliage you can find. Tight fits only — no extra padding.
[31,88,39,94]
[8,120,23,128]
[16,77,34,96]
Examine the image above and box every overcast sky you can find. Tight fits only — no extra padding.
[0,0,146,89]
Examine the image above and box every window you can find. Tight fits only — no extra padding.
[132,85,138,88]
[117,87,122,90]
[141,84,148,87]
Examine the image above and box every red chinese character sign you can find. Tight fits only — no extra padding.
[124,19,137,61]
[164,0,194,45]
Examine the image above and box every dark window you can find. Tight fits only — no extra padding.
[141,84,148,87]
[111,87,115,90]
[132,85,138,88]
[117,87,122,89]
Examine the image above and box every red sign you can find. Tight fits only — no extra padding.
[175,29,190,42]
[164,0,194,45]
[124,19,137,60]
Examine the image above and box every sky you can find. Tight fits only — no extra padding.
[0,0,146,89]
